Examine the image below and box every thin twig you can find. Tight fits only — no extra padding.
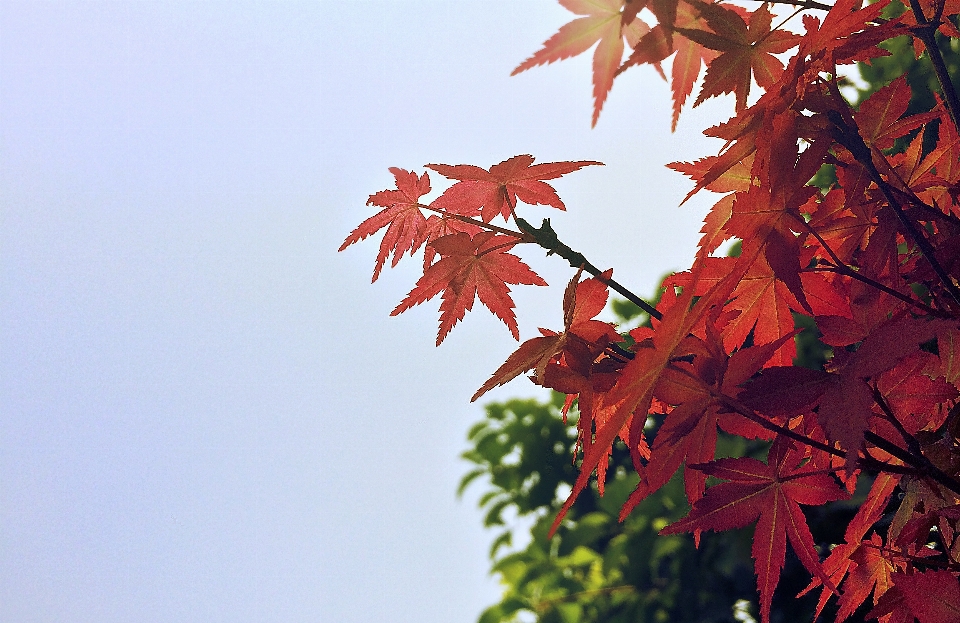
[793,212,946,316]
[666,363,959,491]
[871,383,925,457]
[496,194,662,319]
[805,265,946,317]
[666,363,847,459]
[419,201,662,319]
[763,0,833,11]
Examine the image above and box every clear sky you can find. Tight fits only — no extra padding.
[1,2,730,621]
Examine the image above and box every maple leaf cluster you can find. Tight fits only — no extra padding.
[341,0,960,621]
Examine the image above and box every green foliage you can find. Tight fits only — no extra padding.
[462,396,760,623]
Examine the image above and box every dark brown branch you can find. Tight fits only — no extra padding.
[908,0,960,131]
[764,0,833,11]
[515,216,663,320]
[858,453,919,475]
[666,363,848,459]
[793,212,948,316]
[863,431,960,497]
[827,111,960,307]
[665,365,959,490]
[806,265,947,317]
[418,205,663,317]
[871,384,925,457]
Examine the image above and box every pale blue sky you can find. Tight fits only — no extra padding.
[1,2,727,621]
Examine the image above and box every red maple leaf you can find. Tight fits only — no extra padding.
[876,351,959,434]
[392,231,547,345]
[669,252,804,367]
[426,155,602,223]
[678,3,799,112]
[834,533,897,621]
[471,269,620,401]
[549,258,747,535]
[818,317,957,466]
[894,570,960,623]
[669,152,753,256]
[512,0,650,126]
[799,473,902,620]
[854,76,939,152]
[619,330,795,517]
[661,436,848,623]
[339,167,431,282]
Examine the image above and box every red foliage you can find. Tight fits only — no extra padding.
[340,1,960,621]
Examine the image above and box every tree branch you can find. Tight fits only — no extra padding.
[827,111,960,307]
[806,265,947,317]
[793,212,949,316]
[418,204,533,240]
[665,363,960,493]
[515,216,663,320]
[908,0,960,132]
[666,363,848,459]
[863,430,960,497]
[764,0,833,11]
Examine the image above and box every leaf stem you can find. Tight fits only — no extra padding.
[805,265,946,317]
[666,363,847,459]
[666,365,958,490]
[871,383,925,457]
[793,212,946,316]
[418,204,533,240]
[763,0,833,11]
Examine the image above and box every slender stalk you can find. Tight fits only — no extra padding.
[806,265,946,317]
[858,454,918,475]
[418,204,532,240]
[420,201,663,319]
[871,384,925,457]
[666,363,847,459]
[665,363,960,494]
[860,540,957,570]
[478,240,523,257]
[763,0,833,11]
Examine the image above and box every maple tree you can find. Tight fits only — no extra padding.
[339,0,960,621]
